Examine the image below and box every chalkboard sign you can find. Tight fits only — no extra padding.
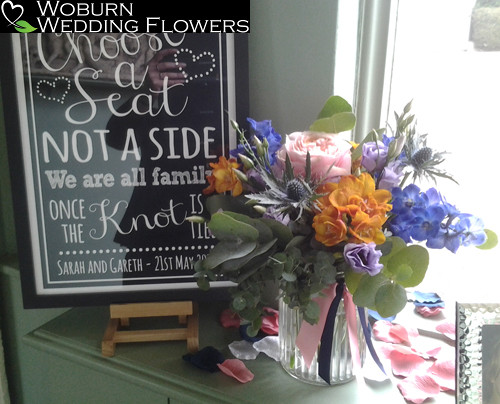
[0,33,248,308]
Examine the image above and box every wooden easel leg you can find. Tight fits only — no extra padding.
[186,303,199,353]
[102,318,120,357]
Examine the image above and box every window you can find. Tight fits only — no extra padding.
[381,0,500,299]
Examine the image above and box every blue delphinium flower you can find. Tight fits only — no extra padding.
[427,213,487,253]
[388,184,487,253]
[390,184,429,218]
[409,204,446,242]
[247,118,282,165]
[230,118,282,166]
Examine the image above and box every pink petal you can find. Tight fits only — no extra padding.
[217,359,254,383]
[428,359,455,391]
[383,340,442,360]
[220,309,241,329]
[397,374,441,404]
[388,350,428,378]
[436,322,455,341]
[373,320,418,345]
[373,320,401,343]
[261,307,279,335]
[416,306,443,317]
[389,323,419,344]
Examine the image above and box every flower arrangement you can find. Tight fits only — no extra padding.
[190,96,496,337]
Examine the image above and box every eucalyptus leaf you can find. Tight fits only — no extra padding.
[379,237,407,267]
[316,95,353,119]
[206,194,256,216]
[196,276,210,291]
[222,211,274,243]
[344,269,364,295]
[221,238,277,272]
[238,307,262,322]
[232,295,247,311]
[309,112,356,134]
[260,218,294,248]
[208,212,259,242]
[304,300,320,324]
[385,245,429,288]
[352,273,389,309]
[374,283,407,318]
[202,240,257,270]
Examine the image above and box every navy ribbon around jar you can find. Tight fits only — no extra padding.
[317,280,386,384]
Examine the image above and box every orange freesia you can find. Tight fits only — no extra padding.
[312,206,347,247]
[203,156,243,196]
[348,211,386,244]
[327,173,392,219]
[313,173,391,247]
[315,182,338,210]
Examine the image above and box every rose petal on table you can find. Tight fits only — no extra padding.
[428,358,455,391]
[220,309,241,328]
[217,359,255,383]
[229,340,259,360]
[253,336,280,361]
[373,320,418,345]
[387,349,428,378]
[379,339,442,361]
[397,374,441,404]
[416,306,443,317]
[261,307,279,335]
[436,322,456,341]
[389,323,419,344]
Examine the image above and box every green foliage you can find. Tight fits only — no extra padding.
[193,194,340,327]
[345,237,429,318]
[309,95,356,134]
[477,229,498,250]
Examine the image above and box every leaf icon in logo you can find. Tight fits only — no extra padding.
[14,19,36,32]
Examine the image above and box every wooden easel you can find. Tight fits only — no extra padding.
[101,301,199,357]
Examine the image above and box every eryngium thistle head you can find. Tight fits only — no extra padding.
[411,147,433,167]
[286,179,308,201]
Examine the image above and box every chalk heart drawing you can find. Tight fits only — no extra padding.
[36,77,71,104]
[1,0,23,26]
[174,48,217,83]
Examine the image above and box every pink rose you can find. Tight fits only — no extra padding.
[274,132,352,182]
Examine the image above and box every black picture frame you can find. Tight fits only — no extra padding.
[0,33,249,309]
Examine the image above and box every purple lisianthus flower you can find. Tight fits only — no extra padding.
[361,141,389,173]
[344,242,383,276]
[378,161,404,190]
